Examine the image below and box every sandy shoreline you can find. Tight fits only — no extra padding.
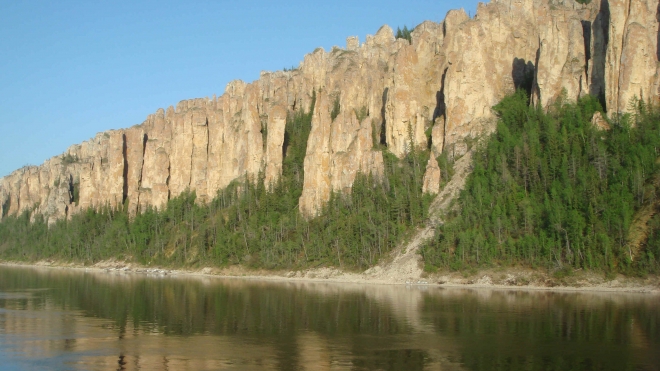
[2,259,659,295]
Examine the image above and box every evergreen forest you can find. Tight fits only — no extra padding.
[422,91,660,276]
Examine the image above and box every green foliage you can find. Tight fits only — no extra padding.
[422,91,660,275]
[575,0,591,4]
[0,91,432,270]
[354,106,368,122]
[395,26,412,44]
[71,180,80,205]
[372,119,381,148]
[1,197,10,218]
[331,95,341,122]
[437,151,455,186]
[61,153,79,165]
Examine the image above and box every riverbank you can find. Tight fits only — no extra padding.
[2,259,659,294]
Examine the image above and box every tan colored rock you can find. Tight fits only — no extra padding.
[442,3,539,156]
[1,0,658,223]
[299,77,385,216]
[168,103,195,198]
[385,21,445,158]
[385,40,425,157]
[535,10,587,107]
[431,117,445,157]
[139,108,171,211]
[74,130,125,212]
[422,155,441,195]
[346,36,359,51]
[297,24,404,215]
[300,91,333,217]
[591,111,610,131]
[124,127,145,215]
[604,0,658,113]
[0,180,7,221]
[263,104,287,187]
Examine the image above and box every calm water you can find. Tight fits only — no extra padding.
[0,266,658,371]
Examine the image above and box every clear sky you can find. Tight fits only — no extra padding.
[0,0,477,177]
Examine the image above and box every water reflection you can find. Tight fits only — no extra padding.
[0,266,657,370]
[421,289,660,370]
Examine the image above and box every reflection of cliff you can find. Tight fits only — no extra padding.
[2,0,658,223]
[0,267,439,338]
[0,266,467,371]
[1,266,659,370]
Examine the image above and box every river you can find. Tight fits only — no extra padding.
[0,265,657,370]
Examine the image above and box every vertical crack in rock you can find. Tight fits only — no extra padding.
[2,195,10,219]
[434,69,448,123]
[614,0,633,112]
[137,133,148,212]
[15,180,20,213]
[532,46,542,105]
[591,0,610,110]
[68,174,75,204]
[141,134,148,173]
[122,133,128,205]
[433,68,448,154]
[657,3,660,60]
[582,20,592,76]
[205,118,210,160]
[282,127,289,160]
[189,113,194,189]
[166,163,171,201]
[379,88,388,146]
[579,75,584,98]
[202,116,209,201]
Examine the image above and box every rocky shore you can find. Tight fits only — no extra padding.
[3,260,658,294]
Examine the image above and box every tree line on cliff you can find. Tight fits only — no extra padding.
[0,94,432,270]
[422,91,660,276]
[1,90,659,276]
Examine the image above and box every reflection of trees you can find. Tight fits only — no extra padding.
[0,267,462,370]
[1,266,658,371]
[421,289,660,371]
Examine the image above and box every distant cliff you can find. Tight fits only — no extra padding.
[1,0,658,225]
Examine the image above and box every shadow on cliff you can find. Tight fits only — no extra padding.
[512,57,536,99]
[430,69,448,151]
[433,69,447,122]
[657,2,660,61]
[1,197,10,218]
[590,0,610,111]
[122,133,129,204]
[581,20,592,76]
[379,88,388,146]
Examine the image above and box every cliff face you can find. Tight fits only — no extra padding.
[1,0,658,223]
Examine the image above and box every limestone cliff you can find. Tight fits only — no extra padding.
[1,0,658,223]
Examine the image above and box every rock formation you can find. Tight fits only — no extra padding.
[1,0,658,224]
[422,156,442,195]
[591,111,611,131]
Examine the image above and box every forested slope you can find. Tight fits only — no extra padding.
[2,91,659,277]
[422,91,660,275]
[0,97,433,270]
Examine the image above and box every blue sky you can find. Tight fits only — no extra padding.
[0,0,476,177]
